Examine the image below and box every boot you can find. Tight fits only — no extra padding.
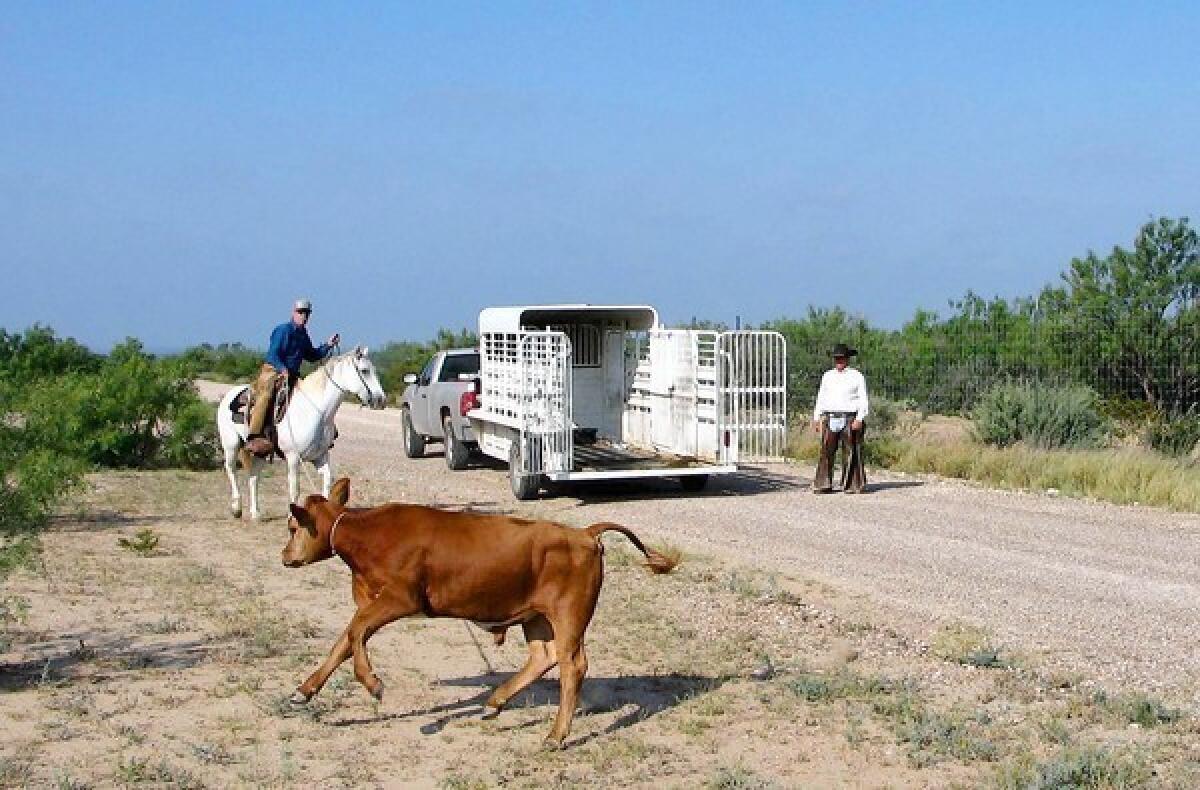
[244,436,275,458]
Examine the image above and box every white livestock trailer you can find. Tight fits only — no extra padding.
[465,304,788,500]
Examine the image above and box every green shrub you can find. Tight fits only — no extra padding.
[175,342,263,382]
[1,388,88,537]
[972,381,1108,450]
[19,339,218,469]
[867,396,902,434]
[992,745,1152,789]
[1143,408,1200,458]
[0,325,100,382]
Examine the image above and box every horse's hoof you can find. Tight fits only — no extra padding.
[369,679,384,702]
[481,705,502,720]
[230,506,242,519]
[542,736,566,751]
[289,691,311,706]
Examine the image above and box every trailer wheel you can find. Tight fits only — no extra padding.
[401,408,425,459]
[508,443,541,500]
[444,416,470,470]
[680,474,709,492]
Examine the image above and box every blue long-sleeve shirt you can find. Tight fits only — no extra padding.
[266,321,332,375]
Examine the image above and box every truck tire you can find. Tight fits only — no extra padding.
[402,408,425,459]
[680,474,709,492]
[444,415,470,470]
[509,442,541,501]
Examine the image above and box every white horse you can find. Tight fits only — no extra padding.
[216,346,387,520]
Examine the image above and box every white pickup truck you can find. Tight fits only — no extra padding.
[398,348,481,469]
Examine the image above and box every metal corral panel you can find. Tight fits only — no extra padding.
[625,330,722,462]
[718,331,788,461]
[516,331,573,476]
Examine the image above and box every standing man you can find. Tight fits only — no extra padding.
[811,343,869,493]
[244,299,340,458]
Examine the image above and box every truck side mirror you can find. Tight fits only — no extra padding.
[403,373,418,385]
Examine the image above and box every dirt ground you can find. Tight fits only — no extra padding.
[2,387,1199,788]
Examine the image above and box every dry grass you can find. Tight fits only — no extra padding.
[787,417,1200,511]
[890,441,1200,512]
[3,469,1199,787]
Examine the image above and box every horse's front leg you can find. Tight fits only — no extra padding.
[314,453,334,498]
[246,456,264,520]
[287,454,301,504]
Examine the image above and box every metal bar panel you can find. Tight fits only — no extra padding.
[717,330,788,461]
[517,331,573,475]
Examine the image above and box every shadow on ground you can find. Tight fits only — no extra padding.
[0,631,216,692]
[328,671,728,746]
[46,510,162,533]
[555,465,809,504]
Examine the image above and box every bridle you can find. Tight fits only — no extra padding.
[321,349,379,407]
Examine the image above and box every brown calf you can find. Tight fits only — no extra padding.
[282,477,677,746]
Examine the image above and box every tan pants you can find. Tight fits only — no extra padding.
[813,414,867,493]
[247,364,282,438]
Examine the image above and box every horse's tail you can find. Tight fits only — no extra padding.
[585,522,678,574]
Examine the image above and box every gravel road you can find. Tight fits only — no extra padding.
[205,383,1200,707]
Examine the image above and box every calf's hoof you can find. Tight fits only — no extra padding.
[541,736,566,751]
[289,690,312,706]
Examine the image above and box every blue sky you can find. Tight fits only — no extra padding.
[3,2,1198,351]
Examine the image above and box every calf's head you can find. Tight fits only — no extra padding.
[282,477,350,567]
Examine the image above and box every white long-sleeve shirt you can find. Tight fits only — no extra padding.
[812,367,869,421]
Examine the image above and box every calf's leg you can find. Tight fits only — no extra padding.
[291,629,352,704]
[346,586,420,700]
[484,616,557,716]
[547,628,588,747]
[291,580,376,705]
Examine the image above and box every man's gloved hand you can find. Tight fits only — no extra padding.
[327,332,340,347]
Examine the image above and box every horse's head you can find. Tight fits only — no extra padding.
[330,346,387,409]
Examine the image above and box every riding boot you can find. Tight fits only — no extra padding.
[244,436,275,458]
[246,364,280,458]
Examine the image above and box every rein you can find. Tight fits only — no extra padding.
[328,511,348,556]
[319,346,376,405]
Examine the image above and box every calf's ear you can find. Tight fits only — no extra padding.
[289,504,313,527]
[330,478,350,507]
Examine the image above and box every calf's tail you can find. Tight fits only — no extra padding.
[585,522,678,575]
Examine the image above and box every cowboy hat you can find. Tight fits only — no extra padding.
[829,342,858,358]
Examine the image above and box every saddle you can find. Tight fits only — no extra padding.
[230,379,293,460]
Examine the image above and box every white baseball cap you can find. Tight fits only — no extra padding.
[293,298,313,312]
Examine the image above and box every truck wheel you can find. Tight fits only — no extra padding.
[509,442,540,501]
[680,474,709,492]
[402,408,425,459]
[444,415,470,470]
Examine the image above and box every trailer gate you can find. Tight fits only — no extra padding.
[515,330,572,477]
[718,331,788,462]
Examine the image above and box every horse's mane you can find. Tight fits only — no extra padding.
[297,350,360,399]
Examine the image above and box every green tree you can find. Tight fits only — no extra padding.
[1042,217,1200,414]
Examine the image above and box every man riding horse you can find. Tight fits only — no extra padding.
[244,298,340,459]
